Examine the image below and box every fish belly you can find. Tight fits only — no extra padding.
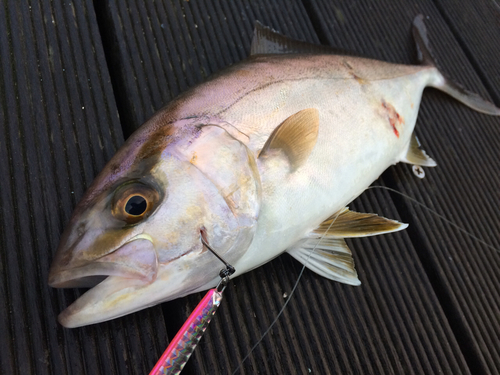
[231,68,434,275]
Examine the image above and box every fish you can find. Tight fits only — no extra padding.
[48,15,500,328]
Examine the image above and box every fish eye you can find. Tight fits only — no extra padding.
[112,182,160,224]
[125,195,147,216]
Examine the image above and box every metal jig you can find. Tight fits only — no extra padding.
[150,235,235,375]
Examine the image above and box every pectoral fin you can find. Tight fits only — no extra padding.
[258,108,319,171]
[401,132,437,167]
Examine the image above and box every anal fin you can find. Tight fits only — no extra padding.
[316,207,408,238]
[401,132,437,167]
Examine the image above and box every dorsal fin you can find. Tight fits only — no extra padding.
[251,21,357,56]
[401,132,437,167]
[258,108,319,171]
[315,208,408,238]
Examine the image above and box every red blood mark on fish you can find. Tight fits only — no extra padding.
[381,99,404,138]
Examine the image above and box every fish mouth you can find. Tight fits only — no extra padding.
[48,234,158,289]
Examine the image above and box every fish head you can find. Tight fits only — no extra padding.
[49,118,261,327]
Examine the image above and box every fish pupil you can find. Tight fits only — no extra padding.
[125,196,147,216]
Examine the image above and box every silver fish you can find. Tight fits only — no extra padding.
[48,15,500,327]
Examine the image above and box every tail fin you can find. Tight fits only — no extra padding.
[413,14,500,116]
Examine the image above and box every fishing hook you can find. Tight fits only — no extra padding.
[200,234,236,279]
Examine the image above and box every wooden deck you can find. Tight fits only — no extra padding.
[1,1,499,374]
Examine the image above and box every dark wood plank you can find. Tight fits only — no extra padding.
[432,0,500,102]
[305,1,500,373]
[0,1,167,374]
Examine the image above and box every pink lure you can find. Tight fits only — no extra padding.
[150,289,223,375]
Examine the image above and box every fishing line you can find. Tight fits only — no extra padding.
[231,184,498,373]
[231,210,343,375]
[368,185,500,254]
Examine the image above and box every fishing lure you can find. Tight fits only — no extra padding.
[150,237,234,375]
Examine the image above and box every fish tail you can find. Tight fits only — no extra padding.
[413,14,500,116]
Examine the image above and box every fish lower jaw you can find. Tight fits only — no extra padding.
[57,269,186,328]
[57,275,148,328]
